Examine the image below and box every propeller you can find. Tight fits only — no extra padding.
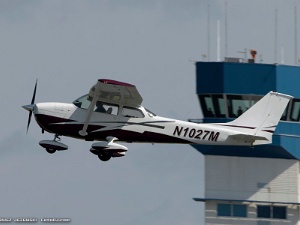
[22,80,37,133]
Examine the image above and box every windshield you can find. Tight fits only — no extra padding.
[73,94,91,109]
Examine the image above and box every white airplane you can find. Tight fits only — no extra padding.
[22,79,292,161]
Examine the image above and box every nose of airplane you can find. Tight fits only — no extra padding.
[22,104,35,112]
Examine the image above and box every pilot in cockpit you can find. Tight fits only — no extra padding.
[95,101,106,113]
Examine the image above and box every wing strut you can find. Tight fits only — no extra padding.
[79,84,101,136]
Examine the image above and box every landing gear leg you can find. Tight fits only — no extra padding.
[54,134,61,141]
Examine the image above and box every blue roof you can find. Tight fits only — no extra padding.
[196,62,300,97]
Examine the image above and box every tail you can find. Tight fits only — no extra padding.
[222,91,293,145]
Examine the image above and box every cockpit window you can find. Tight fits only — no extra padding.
[95,101,118,115]
[73,94,119,115]
[73,95,91,109]
[122,107,144,118]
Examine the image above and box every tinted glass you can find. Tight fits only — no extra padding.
[257,205,271,218]
[273,206,286,219]
[233,204,247,217]
[217,204,231,217]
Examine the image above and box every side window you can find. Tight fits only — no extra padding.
[122,107,144,118]
[95,101,118,115]
[290,99,300,121]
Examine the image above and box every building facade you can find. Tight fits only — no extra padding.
[192,61,300,225]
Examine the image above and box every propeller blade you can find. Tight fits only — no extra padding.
[31,80,37,105]
[27,111,32,133]
[24,80,38,133]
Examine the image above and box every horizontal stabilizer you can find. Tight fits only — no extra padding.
[227,133,270,146]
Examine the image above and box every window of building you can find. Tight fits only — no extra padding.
[233,204,247,217]
[257,205,286,219]
[199,94,226,118]
[199,95,215,118]
[217,203,247,218]
[227,95,260,118]
[290,99,300,121]
[198,93,299,122]
[257,205,271,218]
[272,206,286,219]
[217,204,231,216]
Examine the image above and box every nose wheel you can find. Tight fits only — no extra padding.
[39,134,68,154]
[97,152,112,161]
[46,148,56,154]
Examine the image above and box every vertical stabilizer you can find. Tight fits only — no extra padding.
[224,92,292,144]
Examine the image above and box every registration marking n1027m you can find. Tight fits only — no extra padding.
[173,126,220,142]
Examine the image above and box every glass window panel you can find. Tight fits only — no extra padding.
[73,94,91,109]
[95,101,118,115]
[227,95,251,118]
[214,95,226,118]
[233,204,247,217]
[272,206,286,219]
[217,204,231,217]
[102,103,118,115]
[199,95,215,118]
[290,99,300,121]
[257,205,271,218]
[122,107,144,118]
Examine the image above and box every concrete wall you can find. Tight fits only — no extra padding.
[205,156,299,202]
[204,156,300,224]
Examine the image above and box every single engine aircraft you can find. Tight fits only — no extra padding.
[22,79,292,161]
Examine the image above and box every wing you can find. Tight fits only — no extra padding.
[88,79,143,107]
[79,79,142,136]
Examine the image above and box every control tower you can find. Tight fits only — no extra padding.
[192,60,300,224]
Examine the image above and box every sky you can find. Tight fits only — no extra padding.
[0,0,299,224]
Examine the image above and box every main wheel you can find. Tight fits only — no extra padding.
[98,153,112,161]
[46,148,56,154]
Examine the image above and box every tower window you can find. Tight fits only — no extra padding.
[233,204,247,217]
[217,204,231,216]
[217,203,247,217]
[257,205,286,219]
[257,205,271,218]
[272,206,286,219]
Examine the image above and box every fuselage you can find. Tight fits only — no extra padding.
[22,80,292,162]
[32,101,248,146]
